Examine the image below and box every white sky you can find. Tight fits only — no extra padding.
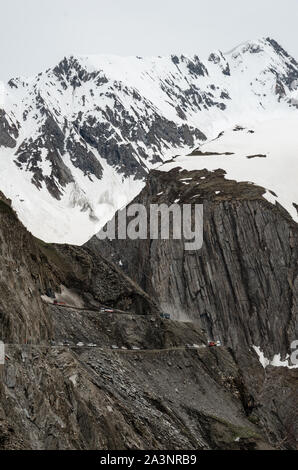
[1,0,298,81]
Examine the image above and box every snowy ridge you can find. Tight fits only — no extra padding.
[160,118,298,222]
[0,37,298,243]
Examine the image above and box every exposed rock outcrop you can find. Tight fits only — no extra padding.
[1,37,298,244]
[0,110,18,148]
[0,190,157,345]
[90,168,298,359]
[0,173,297,449]
[87,168,298,448]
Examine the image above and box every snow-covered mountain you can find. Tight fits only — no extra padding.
[0,37,298,243]
[161,117,298,222]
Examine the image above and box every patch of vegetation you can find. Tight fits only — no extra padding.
[248,414,261,425]
[205,413,262,444]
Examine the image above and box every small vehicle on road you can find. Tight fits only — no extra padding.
[186,344,200,349]
[53,300,66,306]
[208,340,222,347]
[160,313,171,320]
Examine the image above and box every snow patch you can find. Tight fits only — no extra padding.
[160,118,298,222]
[253,346,298,369]
[69,374,78,386]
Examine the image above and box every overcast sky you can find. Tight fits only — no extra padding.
[1,0,297,81]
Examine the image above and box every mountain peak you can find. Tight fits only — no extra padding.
[0,37,298,244]
[264,36,298,62]
[223,37,289,58]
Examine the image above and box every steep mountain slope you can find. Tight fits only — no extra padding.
[161,118,298,222]
[0,37,298,243]
[0,190,295,450]
[0,190,158,345]
[85,160,298,447]
[0,34,298,448]
[88,166,298,365]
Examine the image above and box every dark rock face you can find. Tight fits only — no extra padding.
[0,195,279,450]
[0,192,52,344]
[14,114,102,200]
[87,168,298,448]
[0,192,272,450]
[266,37,296,63]
[1,38,298,218]
[4,53,209,201]
[208,52,230,76]
[66,137,103,180]
[0,183,297,449]
[90,169,298,359]
[53,56,109,89]
[265,38,298,88]
[0,110,18,148]
[186,55,208,77]
[15,116,74,199]
[51,243,159,315]
[75,101,207,179]
[0,338,276,450]
[0,38,298,449]
[0,190,157,345]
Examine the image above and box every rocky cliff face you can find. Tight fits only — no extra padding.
[87,167,298,448]
[0,334,277,450]
[0,185,296,449]
[0,190,157,345]
[90,168,298,360]
[0,36,297,450]
[0,191,52,344]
